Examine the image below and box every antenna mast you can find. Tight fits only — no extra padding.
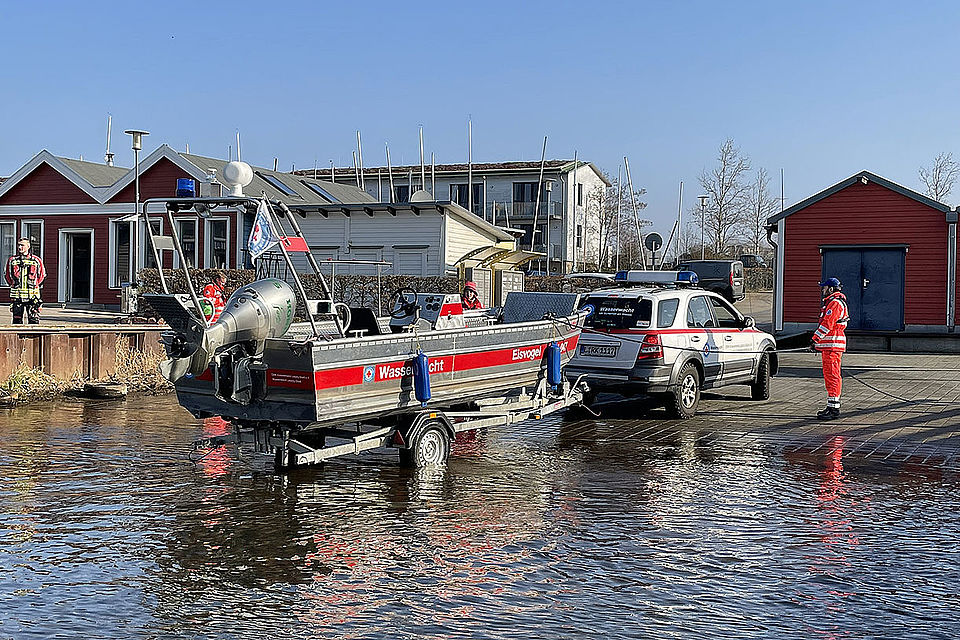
[104,115,114,166]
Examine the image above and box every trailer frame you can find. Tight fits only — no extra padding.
[192,376,588,469]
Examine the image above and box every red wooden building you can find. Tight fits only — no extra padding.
[0,145,364,309]
[767,171,958,342]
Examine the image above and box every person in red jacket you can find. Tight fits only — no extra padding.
[461,280,483,310]
[811,277,849,420]
[201,271,227,323]
[4,238,46,324]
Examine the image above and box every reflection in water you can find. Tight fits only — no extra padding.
[0,396,958,639]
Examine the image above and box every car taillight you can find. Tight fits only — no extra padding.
[637,334,663,360]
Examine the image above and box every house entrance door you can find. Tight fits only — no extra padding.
[64,232,92,303]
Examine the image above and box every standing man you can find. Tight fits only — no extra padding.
[4,238,46,324]
[201,270,227,323]
[811,277,849,420]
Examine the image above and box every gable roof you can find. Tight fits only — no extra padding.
[767,170,952,226]
[0,150,115,202]
[59,157,129,187]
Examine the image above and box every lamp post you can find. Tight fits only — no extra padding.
[124,129,149,275]
[697,194,709,260]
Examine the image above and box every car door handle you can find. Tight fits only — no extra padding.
[690,336,702,343]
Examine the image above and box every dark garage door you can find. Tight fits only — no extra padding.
[821,248,905,331]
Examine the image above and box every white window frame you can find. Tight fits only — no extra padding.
[139,218,164,271]
[20,219,44,260]
[108,218,136,289]
[204,217,231,269]
[174,218,199,269]
[57,228,95,303]
[0,221,16,288]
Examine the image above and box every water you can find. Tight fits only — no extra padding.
[1,396,958,639]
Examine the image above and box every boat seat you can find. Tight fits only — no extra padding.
[347,307,384,336]
[501,292,581,324]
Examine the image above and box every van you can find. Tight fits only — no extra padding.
[676,260,745,302]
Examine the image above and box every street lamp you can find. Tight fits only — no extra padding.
[697,194,709,260]
[124,129,149,275]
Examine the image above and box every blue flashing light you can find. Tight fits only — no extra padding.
[614,270,628,281]
[677,270,699,285]
[176,178,197,198]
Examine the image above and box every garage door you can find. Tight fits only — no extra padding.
[821,248,904,331]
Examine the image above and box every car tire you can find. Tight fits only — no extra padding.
[667,362,700,419]
[750,352,771,401]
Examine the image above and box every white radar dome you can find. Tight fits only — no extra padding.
[222,161,254,196]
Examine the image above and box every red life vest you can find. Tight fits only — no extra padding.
[202,283,226,322]
[812,292,849,352]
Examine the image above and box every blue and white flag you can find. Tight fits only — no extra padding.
[248,199,279,259]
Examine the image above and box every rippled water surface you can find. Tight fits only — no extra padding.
[1,395,958,639]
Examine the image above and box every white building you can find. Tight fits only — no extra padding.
[297,159,611,274]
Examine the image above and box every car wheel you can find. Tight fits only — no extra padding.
[750,352,771,401]
[667,362,700,419]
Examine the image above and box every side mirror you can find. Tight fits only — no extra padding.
[742,316,756,329]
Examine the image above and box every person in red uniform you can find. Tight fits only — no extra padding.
[461,280,483,310]
[4,238,46,324]
[201,270,227,323]
[811,277,849,420]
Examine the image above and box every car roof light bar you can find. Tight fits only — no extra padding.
[614,270,699,286]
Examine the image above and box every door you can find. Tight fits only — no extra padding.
[707,295,755,382]
[686,295,721,385]
[822,248,904,330]
[65,232,92,303]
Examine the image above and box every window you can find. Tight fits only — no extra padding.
[583,296,653,330]
[686,296,715,328]
[577,183,584,206]
[394,185,410,202]
[733,262,743,277]
[143,219,162,269]
[21,221,42,258]
[518,224,534,247]
[175,219,198,268]
[0,222,15,285]
[395,250,425,276]
[302,181,338,203]
[449,183,484,215]
[257,172,299,197]
[513,182,538,203]
[111,220,133,287]
[657,298,680,328]
[206,219,229,269]
[708,296,741,329]
[576,224,583,249]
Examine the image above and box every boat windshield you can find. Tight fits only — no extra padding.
[583,296,653,330]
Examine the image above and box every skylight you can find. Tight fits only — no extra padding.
[257,172,299,197]
[302,181,339,203]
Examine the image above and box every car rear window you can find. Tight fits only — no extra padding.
[583,296,653,330]
[680,261,728,278]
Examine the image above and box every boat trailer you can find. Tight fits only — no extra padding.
[192,376,588,470]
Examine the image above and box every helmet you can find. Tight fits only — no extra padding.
[818,277,841,288]
[463,280,478,292]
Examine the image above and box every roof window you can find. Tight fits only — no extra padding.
[301,181,339,203]
[257,172,299,197]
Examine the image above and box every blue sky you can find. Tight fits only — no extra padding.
[2,0,960,231]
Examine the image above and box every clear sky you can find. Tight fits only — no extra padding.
[3,0,960,232]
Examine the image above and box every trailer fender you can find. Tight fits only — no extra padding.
[396,411,455,449]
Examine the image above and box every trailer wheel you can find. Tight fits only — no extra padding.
[399,423,451,468]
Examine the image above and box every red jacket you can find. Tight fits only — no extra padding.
[4,253,46,301]
[812,291,849,352]
[202,283,226,322]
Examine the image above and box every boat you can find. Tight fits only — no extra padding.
[139,183,586,434]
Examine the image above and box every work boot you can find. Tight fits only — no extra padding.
[816,407,840,421]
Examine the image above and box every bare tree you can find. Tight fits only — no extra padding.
[698,139,752,255]
[744,168,780,254]
[919,152,960,203]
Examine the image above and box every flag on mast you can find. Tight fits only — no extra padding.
[248,199,279,259]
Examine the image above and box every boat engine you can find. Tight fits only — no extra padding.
[147,278,296,404]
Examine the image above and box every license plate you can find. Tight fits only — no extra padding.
[580,343,619,357]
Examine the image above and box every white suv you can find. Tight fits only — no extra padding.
[566,271,778,418]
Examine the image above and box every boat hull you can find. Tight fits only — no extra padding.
[174,313,584,428]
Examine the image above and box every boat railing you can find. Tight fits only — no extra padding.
[139,195,344,340]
